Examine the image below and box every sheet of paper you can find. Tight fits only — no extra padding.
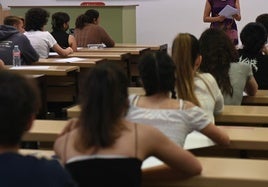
[55,57,86,63]
[10,66,50,70]
[49,52,58,56]
[219,5,238,19]
[184,131,215,150]
[142,157,163,169]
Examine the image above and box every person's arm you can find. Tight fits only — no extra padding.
[233,0,241,21]
[99,26,115,47]
[203,0,225,23]
[0,59,5,69]
[52,43,73,57]
[68,35,78,52]
[244,76,258,96]
[200,123,230,146]
[142,125,202,178]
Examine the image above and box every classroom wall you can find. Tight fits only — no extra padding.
[1,0,268,49]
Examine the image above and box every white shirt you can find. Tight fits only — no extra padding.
[126,95,210,146]
[194,73,224,123]
[24,31,57,59]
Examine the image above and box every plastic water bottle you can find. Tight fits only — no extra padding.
[13,45,21,66]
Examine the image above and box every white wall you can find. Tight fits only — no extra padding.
[1,0,268,49]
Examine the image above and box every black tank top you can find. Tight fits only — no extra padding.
[51,30,69,49]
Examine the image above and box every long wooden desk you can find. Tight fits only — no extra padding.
[18,149,268,187]
[9,66,80,109]
[22,120,66,142]
[242,90,268,105]
[8,65,79,76]
[68,104,268,125]
[68,51,130,61]
[215,105,268,125]
[115,43,168,52]
[34,117,268,156]
[142,157,268,187]
[37,58,106,68]
[78,47,149,56]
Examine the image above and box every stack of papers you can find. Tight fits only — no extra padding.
[219,5,239,19]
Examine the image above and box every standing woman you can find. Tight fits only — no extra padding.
[74,9,115,47]
[51,12,77,52]
[203,0,241,45]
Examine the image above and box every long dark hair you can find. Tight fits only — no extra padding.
[199,28,238,96]
[138,51,177,99]
[77,63,129,150]
[51,12,70,31]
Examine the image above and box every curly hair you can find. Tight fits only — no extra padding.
[25,8,49,31]
[138,51,177,99]
[199,28,238,96]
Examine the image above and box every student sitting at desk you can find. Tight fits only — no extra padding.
[0,71,75,187]
[172,33,224,124]
[126,51,229,147]
[0,16,39,65]
[199,28,258,105]
[51,12,77,52]
[24,8,73,59]
[74,9,115,48]
[238,22,268,90]
[54,62,202,187]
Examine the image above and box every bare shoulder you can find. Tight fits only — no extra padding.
[182,100,196,110]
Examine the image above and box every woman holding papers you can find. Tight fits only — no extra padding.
[203,0,241,45]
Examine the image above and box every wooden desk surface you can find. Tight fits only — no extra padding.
[68,51,130,61]
[36,58,106,68]
[215,105,268,124]
[242,90,268,105]
[69,104,268,125]
[142,157,268,187]
[115,43,168,51]
[22,120,66,142]
[8,65,79,76]
[78,47,149,55]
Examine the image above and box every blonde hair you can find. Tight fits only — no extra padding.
[172,33,200,106]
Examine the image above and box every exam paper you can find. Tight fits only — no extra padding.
[55,57,86,63]
[219,5,238,19]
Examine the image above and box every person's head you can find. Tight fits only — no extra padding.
[172,33,201,106]
[199,28,238,96]
[25,8,50,31]
[51,12,70,32]
[77,63,129,150]
[4,15,25,33]
[75,14,91,29]
[138,51,176,99]
[256,13,268,32]
[85,9,100,24]
[0,71,40,148]
[240,22,267,56]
